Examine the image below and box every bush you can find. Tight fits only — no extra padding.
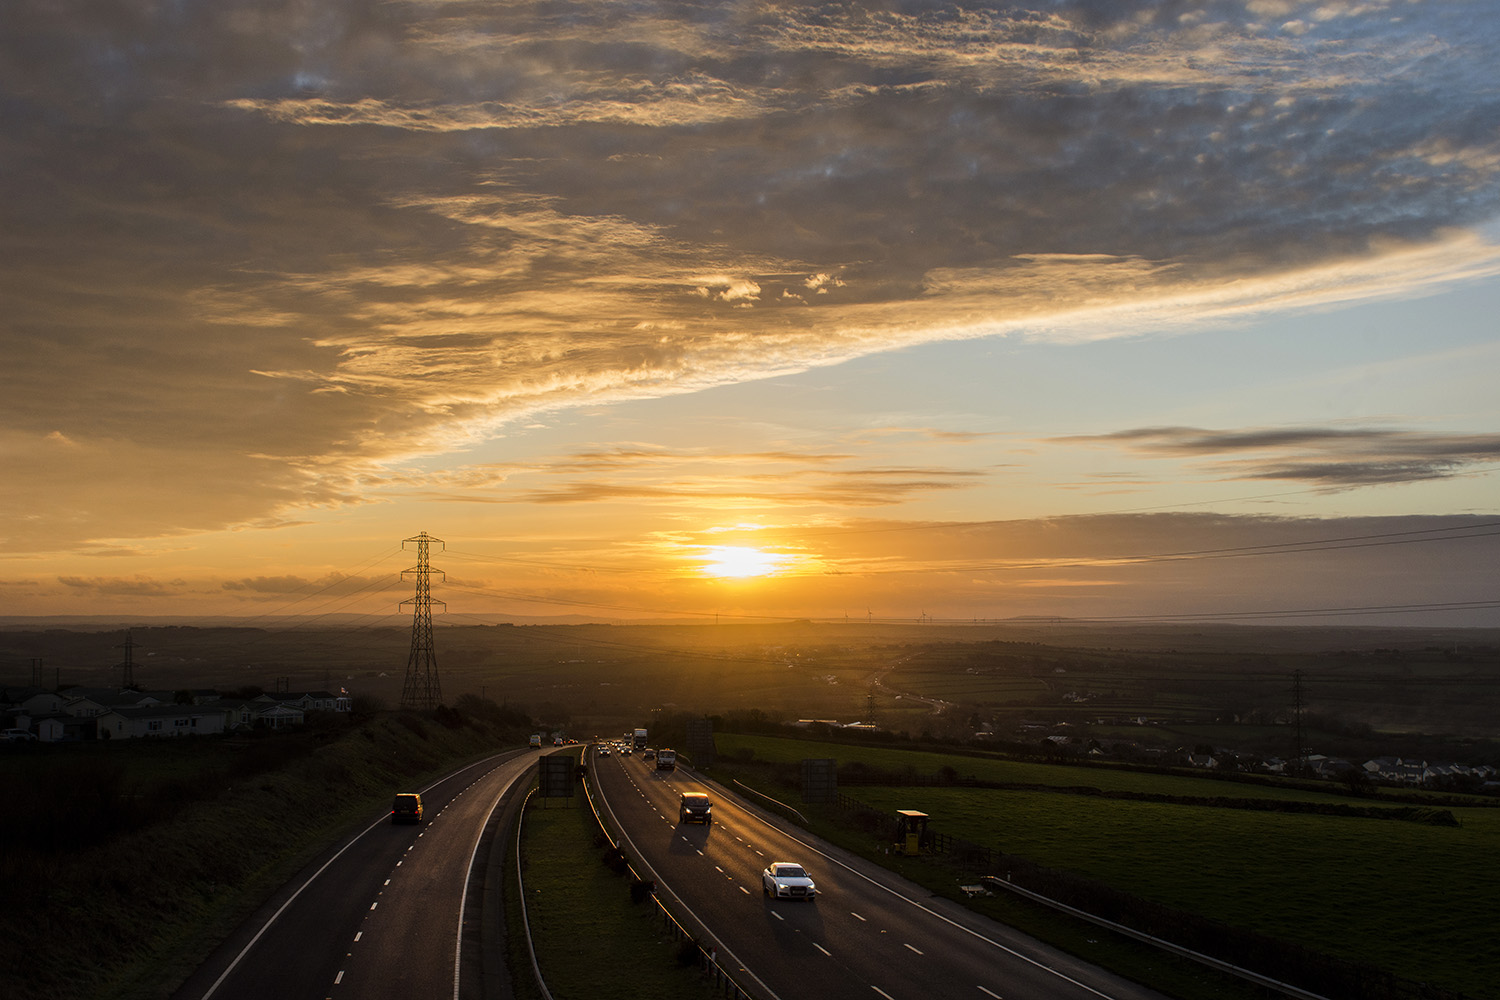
[601,846,629,875]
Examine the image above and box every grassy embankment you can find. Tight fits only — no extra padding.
[506,751,714,1000]
[708,732,1500,1000]
[0,706,524,1000]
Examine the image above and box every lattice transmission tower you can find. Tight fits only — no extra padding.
[400,532,446,710]
[115,629,138,689]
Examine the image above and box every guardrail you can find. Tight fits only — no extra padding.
[980,875,1334,1000]
[732,779,808,826]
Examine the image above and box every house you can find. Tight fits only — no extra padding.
[203,698,259,731]
[254,704,304,729]
[95,704,227,740]
[34,715,97,742]
[20,690,70,716]
[63,688,163,719]
[277,690,350,713]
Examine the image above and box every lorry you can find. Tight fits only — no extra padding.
[633,728,648,750]
[529,733,542,749]
[655,748,677,771]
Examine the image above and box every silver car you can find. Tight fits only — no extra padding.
[762,862,816,900]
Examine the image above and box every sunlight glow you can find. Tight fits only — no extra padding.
[700,546,784,578]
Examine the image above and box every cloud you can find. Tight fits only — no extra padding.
[3,1,1499,551]
[1054,425,1500,485]
[510,466,982,509]
[58,576,189,598]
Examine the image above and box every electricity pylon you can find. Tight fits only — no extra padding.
[399,532,445,710]
[115,629,138,689]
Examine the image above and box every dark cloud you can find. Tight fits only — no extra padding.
[2,1,1499,550]
[1056,426,1500,485]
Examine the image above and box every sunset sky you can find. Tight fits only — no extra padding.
[3,0,1499,626]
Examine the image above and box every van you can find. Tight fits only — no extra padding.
[679,792,712,824]
[391,792,424,824]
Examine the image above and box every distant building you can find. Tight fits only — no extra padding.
[95,704,226,740]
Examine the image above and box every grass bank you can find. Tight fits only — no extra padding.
[0,706,526,1000]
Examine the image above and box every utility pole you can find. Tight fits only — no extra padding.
[1291,670,1306,777]
[400,532,445,711]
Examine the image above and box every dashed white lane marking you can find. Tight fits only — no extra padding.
[850,911,867,921]
[813,942,831,957]
[978,987,1003,998]
[904,943,923,955]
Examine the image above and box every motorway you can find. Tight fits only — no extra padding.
[172,749,535,1000]
[172,743,1176,1000]
[590,748,1174,1000]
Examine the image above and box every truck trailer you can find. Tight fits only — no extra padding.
[633,728,648,750]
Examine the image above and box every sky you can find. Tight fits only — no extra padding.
[3,0,1499,627]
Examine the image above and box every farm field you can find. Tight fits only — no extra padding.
[716,733,1353,803]
[711,733,1500,999]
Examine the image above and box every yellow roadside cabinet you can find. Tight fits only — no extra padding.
[895,810,929,855]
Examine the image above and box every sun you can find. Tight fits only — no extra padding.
[700,546,782,579]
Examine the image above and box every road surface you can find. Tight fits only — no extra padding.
[174,749,535,1000]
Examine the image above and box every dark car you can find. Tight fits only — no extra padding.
[391,792,424,824]
[678,791,712,824]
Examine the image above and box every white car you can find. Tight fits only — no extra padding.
[762,862,817,901]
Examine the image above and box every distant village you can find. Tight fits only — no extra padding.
[1,685,351,742]
[7,686,1497,795]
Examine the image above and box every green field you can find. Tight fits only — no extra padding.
[712,733,1500,999]
[716,732,1346,802]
